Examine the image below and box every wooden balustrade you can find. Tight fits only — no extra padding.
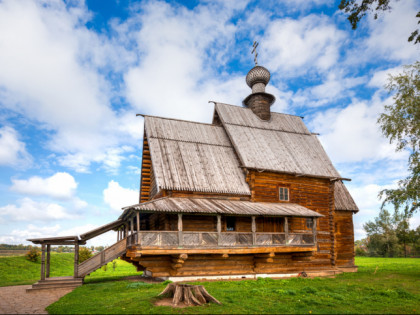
[132,231,315,248]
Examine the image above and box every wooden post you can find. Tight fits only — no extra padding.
[312,217,317,244]
[251,216,256,246]
[125,223,128,240]
[217,215,221,246]
[41,244,46,281]
[178,214,183,246]
[136,212,141,245]
[74,242,79,278]
[46,244,51,278]
[285,217,289,245]
[130,217,134,245]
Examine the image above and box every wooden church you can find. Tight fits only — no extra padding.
[118,61,359,280]
[28,58,358,287]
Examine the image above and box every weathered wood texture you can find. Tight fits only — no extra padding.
[128,252,334,278]
[334,211,355,267]
[215,102,341,179]
[140,135,153,203]
[247,171,335,267]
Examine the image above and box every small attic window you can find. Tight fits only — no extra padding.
[279,187,289,201]
[306,218,314,229]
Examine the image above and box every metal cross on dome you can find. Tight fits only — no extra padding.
[251,41,259,66]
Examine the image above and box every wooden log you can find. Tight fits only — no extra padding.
[158,283,221,306]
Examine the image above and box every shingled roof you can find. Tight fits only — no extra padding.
[214,103,341,179]
[145,116,251,195]
[334,181,359,212]
[122,197,323,218]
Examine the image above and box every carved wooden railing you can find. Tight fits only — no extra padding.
[78,238,127,277]
[131,231,314,248]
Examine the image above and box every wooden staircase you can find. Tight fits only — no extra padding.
[77,238,127,277]
[27,277,83,292]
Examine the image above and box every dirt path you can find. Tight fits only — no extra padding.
[0,285,73,314]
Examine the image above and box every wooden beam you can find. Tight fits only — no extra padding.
[285,217,289,245]
[136,212,141,245]
[178,214,183,246]
[46,244,51,278]
[251,216,256,245]
[129,246,316,256]
[217,215,221,246]
[74,242,79,278]
[313,217,318,244]
[41,244,46,281]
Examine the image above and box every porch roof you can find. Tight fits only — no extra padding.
[121,197,323,218]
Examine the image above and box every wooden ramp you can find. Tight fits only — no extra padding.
[77,238,127,277]
[27,277,83,292]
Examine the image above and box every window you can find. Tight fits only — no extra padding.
[279,187,289,201]
[226,217,236,231]
[306,218,313,229]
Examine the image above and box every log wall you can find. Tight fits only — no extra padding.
[140,135,153,203]
[335,211,355,267]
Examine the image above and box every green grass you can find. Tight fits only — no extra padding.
[0,253,139,287]
[46,257,420,314]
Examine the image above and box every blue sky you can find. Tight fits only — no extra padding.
[0,0,418,246]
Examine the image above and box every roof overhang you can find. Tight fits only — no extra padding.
[121,197,323,219]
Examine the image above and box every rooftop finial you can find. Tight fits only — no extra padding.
[251,41,259,66]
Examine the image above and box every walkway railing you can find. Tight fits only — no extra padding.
[126,231,314,248]
[78,238,127,277]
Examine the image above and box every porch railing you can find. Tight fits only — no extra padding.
[126,231,314,248]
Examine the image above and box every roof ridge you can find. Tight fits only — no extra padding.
[142,114,219,127]
[214,102,304,119]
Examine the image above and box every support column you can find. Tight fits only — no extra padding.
[130,217,134,245]
[41,244,46,281]
[217,215,221,246]
[136,212,141,245]
[74,242,79,278]
[285,217,289,245]
[46,244,51,278]
[117,229,120,241]
[178,214,183,246]
[251,216,256,246]
[125,223,128,239]
[313,217,317,245]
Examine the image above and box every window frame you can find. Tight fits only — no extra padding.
[278,186,290,202]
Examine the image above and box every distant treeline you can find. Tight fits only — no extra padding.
[0,244,33,250]
[0,244,107,253]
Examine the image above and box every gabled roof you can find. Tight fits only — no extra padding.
[123,197,323,217]
[334,181,359,212]
[214,103,341,179]
[145,116,251,195]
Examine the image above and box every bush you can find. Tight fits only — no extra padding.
[78,247,93,263]
[25,247,40,262]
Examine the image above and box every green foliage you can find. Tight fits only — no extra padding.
[362,208,420,257]
[339,0,420,44]
[46,257,420,314]
[0,254,138,287]
[101,264,108,272]
[25,247,40,262]
[378,62,420,215]
[78,247,93,263]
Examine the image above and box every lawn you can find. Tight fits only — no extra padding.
[0,253,139,287]
[46,257,420,314]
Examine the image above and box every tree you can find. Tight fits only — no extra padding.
[339,0,420,44]
[378,62,420,214]
[364,209,399,256]
[78,247,93,263]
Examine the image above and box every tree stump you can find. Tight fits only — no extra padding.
[158,283,221,306]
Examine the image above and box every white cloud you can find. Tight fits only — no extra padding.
[0,197,77,222]
[364,0,419,62]
[123,1,252,122]
[368,66,404,89]
[261,14,345,76]
[103,180,138,212]
[0,126,32,167]
[11,172,77,200]
[310,96,409,164]
[0,0,138,173]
